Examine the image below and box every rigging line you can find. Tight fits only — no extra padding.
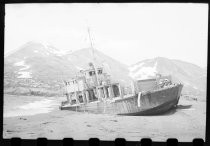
[87,27,96,62]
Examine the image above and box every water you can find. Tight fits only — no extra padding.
[3,94,65,117]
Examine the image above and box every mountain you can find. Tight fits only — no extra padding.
[5,42,76,85]
[4,41,131,96]
[63,48,131,83]
[4,41,207,100]
[129,57,207,99]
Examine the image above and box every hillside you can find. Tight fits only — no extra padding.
[129,57,207,98]
[63,48,131,83]
[4,42,207,100]
[4,42,131,96]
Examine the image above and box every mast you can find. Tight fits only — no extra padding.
[87,27,95,61]
[87,27,100,86]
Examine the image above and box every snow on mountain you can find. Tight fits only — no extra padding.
[4,41,206,99]
[13,60,32,78]
[14,60,30,71]
[129,61,157,80]
[4,42,131,96]
[129,62,145,72]
[6,41,67,59]
[41,42,67,56]
[129,57,206,97]
[17,71,32,79]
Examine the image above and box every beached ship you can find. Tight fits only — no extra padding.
[59,28,183,115]
[60,63,183,115]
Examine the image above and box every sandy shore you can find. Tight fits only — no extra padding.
[3,98,206,142]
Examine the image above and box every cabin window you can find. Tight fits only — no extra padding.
[112,85,120,97]
[78,95,84,103]
[89,71,95,76]
[98,70,102,74]
[89,72,92,76]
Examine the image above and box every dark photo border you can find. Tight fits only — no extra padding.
[0,1,209,146]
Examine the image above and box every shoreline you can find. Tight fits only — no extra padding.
[3,98,206,141]
[3,94,65,118]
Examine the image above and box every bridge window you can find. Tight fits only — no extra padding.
[98,69,102,74]
[89,71,95,76]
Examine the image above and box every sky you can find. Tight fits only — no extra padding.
[5,3,208,67]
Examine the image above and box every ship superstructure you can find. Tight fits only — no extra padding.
[62,62,123,107]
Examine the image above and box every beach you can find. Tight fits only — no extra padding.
[3,94,206,142]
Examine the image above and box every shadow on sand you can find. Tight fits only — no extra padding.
[176,104,192,109]
[163,104,192,116]
[146,104,192,116]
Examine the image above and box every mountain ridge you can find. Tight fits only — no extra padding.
[4,41,206,99]
[129,56,206,98]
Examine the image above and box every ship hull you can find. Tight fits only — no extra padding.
[60,84,183,116]
[118,98,178,116]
